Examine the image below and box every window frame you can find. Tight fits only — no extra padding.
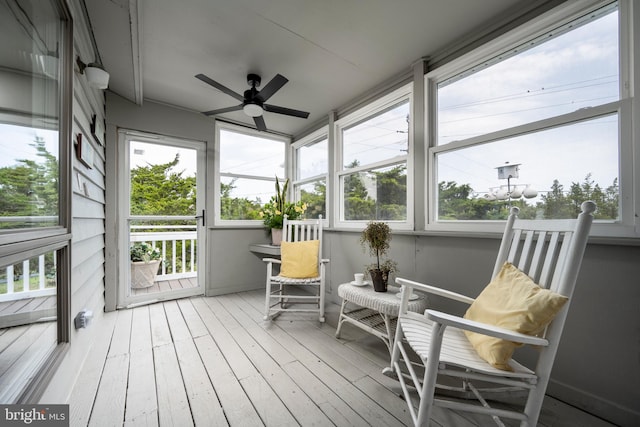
[291,126,329,224]
[0,0,73,402]
[425,0,637,238]
[213,121,289,227]
[334,84,414,230]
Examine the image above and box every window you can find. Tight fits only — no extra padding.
[428,1,633,236]
[292,128,328,220]
[0,0,72,402]
[335,85,413,228]
[215,122,287,225]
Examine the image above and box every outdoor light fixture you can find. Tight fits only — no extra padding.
[243,102,263,117]
[76,57,110,90]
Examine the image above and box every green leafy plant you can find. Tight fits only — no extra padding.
[360,222,397,291]
[259,177,307,229]
[360,221,393,270]
[130,242,162,263]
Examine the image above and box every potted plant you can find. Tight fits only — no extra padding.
[130,242,162,289]
[360,221,397,292]
[259,177,307,245]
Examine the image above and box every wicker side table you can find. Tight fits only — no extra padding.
[335,282,428,356]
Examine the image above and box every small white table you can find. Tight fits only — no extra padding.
[335,282,428,356]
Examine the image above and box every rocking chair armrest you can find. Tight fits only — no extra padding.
[425,309,550,346]
[396,277,475,305]
[262,257,282,264]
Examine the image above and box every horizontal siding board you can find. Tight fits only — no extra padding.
[72,194,105,219]
[71,254,104,301]
[71,217,104,242]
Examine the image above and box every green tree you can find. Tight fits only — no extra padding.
[300,180,326,219]
[219,179,262,220]
[373,165,406,220]
[540,180,573,219]
[0,136,58,227]
[130,154,196,215]
[344,160,375,220]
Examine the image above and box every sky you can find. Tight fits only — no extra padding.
[0,124,58,168]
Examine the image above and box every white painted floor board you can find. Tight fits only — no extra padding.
[71,290,615,427]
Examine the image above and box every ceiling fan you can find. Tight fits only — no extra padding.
[195,73,310,131]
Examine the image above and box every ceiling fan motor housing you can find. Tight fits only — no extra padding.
[247,73,261,88]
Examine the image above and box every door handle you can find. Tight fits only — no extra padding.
[195,209,205,226]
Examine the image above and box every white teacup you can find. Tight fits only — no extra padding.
[354,273,364,285]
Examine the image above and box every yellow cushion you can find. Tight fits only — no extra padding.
[463,262,568,370]
[280,240,320,279]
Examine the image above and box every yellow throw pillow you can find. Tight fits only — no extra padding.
[280,240,320,279]
[463,262,568,370]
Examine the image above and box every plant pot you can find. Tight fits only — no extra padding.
[271,228,283,245]
[369,268,388,292]
[131,260,161,289]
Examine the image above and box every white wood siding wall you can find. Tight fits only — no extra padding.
[39,0,107,402]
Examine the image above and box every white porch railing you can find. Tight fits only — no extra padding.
[0,253,57,302]
[130,225,198,281]
[1,222,199,302]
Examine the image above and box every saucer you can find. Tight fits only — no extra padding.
[350,280,370,287]
[395,292,420,301]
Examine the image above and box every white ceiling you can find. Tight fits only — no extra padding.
[85,0,539,136]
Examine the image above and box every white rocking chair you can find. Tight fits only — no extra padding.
[264,215,328,322]
[385,201,596,426]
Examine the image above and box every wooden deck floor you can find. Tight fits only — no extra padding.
[70,290,614,427]
[131,276,198,296]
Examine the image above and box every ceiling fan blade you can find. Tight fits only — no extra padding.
[254,115,267,131]
[195,74,244,102]
[257,74,288,102]
[264,104,310,119]
[202,104,243,116]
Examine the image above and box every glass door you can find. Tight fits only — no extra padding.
[118,132,206,308]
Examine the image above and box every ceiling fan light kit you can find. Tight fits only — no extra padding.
[243,103,263,117]
[196,72,309,131]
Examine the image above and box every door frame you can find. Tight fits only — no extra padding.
[115,129,206,308]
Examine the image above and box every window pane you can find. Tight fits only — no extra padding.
[218,127,286,221]
[436,114,619,220]
[297,138,327,180]
[296,180,326,219]
[219,129,284,177]
[437,7,619,145]
[0,248,58,402]
[0,0,63,231]
[343,164,407,221]
[343,101,409,168]
[220,176,269,220]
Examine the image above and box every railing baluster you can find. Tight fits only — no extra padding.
[39,254,46,290]
[162,240,167,275]
[181,239,186,273]
[7,265,14,294]
[172,240,177,274]
[22,260,29,292]
[190,239,195,272]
